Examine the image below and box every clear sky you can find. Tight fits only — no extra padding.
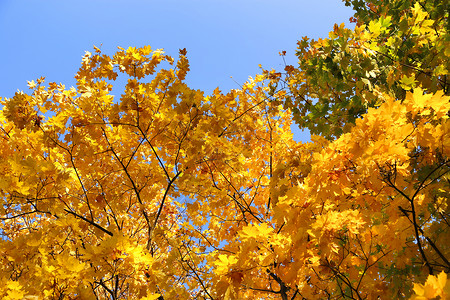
[0,0,355,141]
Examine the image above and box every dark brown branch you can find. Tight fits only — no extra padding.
[266,269,290,300]
[64,209,113,236]
[101,128,155,250]
[151,170,182,234]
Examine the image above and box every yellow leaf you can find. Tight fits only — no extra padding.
[399,75,416,90]
[140,294,162,300]
[411,271,450,300]
[368,20,382,37]
[240,223,273,240]
[6,281,25,300]
[7,290,25,300]
[215,255,238,275]
[27,80,37,89]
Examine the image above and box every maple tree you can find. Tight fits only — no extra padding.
[277,0,449,138]
[0,1,449,299]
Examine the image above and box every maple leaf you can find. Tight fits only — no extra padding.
[215,255,238,275]
[179,48,187,56]
[240,223,273,239]
[27,80,37,89]
[399,75,417,90]
[139,294,162,300]
[410,271,450,300]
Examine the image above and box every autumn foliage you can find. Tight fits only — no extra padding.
[0,1,449,299]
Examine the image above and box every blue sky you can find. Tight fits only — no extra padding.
[0,0,355,141]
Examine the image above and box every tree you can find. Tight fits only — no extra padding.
[0,46,308,299]
[278,0,449,138]
[0,1,449,299]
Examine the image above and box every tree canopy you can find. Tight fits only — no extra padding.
[280,0,449,138]
[0,1,449,299]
